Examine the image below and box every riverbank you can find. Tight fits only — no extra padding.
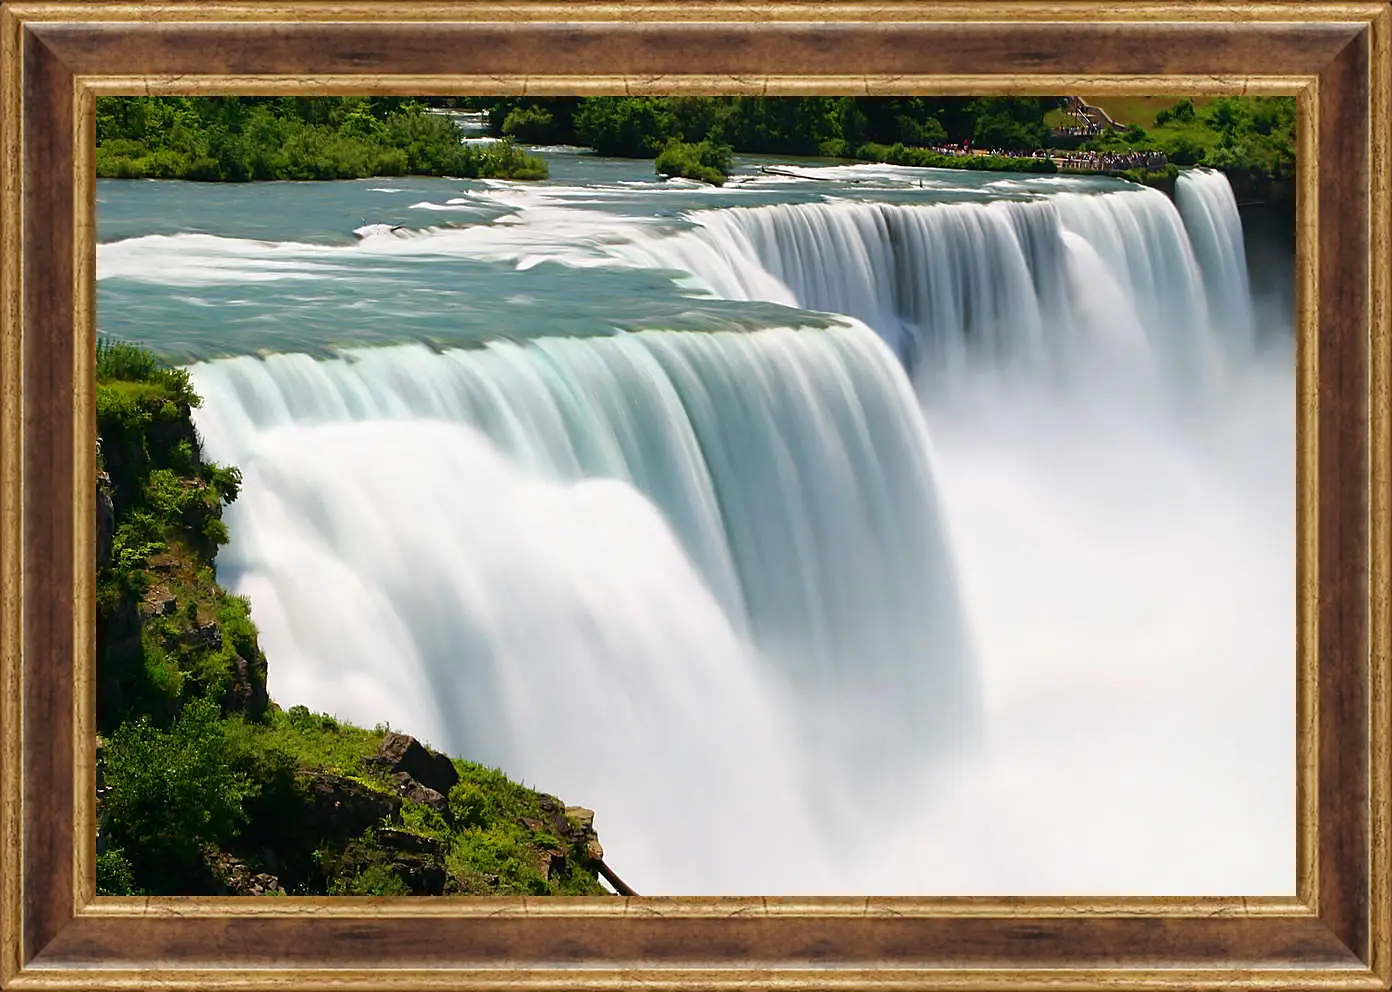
[94,338,614,897]
[843,140,1181,190]
[459,95,1294,204]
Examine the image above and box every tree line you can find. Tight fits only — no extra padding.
[93,94,1296,192]
[436,94,1295,190]
[95,96,548,181]
[468,95,1056,160]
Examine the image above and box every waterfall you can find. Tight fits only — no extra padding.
[189,321,977,893]
[611,179,1255,408]
[1175,167,1256,354]
[174,166,1291,895]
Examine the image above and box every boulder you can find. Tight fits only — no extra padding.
[534,848,568,882]
[561,806,604,861]
[377,827,443,858]
[207,851,285,897]
[390,771,449,816]
[298,771,402,844]
[367,732,459,797]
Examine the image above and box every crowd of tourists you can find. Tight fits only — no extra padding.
[1053,149,1169,171]
[927,142,1169,173]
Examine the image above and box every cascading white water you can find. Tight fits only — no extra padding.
[190,322,978,892]
[185,169,1292,895]
[614,185,1236,409]
[598,170,1292,895]
[1175,167,1256,354]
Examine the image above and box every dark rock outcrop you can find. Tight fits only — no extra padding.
[96,473,115,569]
[376,828,447,894]
[219,648,270,721]
[367,732,460,797]
[96,596,144,732]
[231,771,402,893]
[390,771,449,817]
[299,771,402,844]
[208,851,285,896]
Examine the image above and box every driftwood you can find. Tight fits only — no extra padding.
[760,165,839,181]
[593,857,638,897]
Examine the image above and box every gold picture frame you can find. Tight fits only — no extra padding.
[1,1,1389,989]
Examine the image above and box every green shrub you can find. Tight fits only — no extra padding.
[333,863,411,897]
[96,338,163,382]
[95,97,549,182]
[574,97,678,157]
[448,781,490,829]
[447,830,550,896]
[853,142,1057,174]
[501,106,559,144]
[102,697,257,886]
[95,847,140,896]
[400,800,450,839]
[655,139,732,185]
[1155,98,1196,127]
[477,141,550,180]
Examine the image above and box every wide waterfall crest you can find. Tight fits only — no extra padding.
[190,323,977,879]
[613,178,1252,403]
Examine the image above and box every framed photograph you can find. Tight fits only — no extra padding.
[1,2,1388,990]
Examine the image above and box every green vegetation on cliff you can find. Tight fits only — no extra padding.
[95,97,548,182]
[95,339,610,898]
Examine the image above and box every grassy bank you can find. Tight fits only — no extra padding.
[850,142,1058,175]
[1083,96,1215,131]
[95,338,609,897]
[1076,96,1296,195]
[96,97,548,182]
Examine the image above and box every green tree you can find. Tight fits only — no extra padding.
[966,98,1050,150]
[573,97,678,157]
[501,106,560,144]
[655,138,733,184]
[897,114,947,147]
[95,96,548,182]
[1154,98,1196,127]
[102,697,257,888]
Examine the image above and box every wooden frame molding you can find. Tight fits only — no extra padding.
[0,2,1388,990]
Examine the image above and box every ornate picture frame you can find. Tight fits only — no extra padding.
[0,2,1388,989]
